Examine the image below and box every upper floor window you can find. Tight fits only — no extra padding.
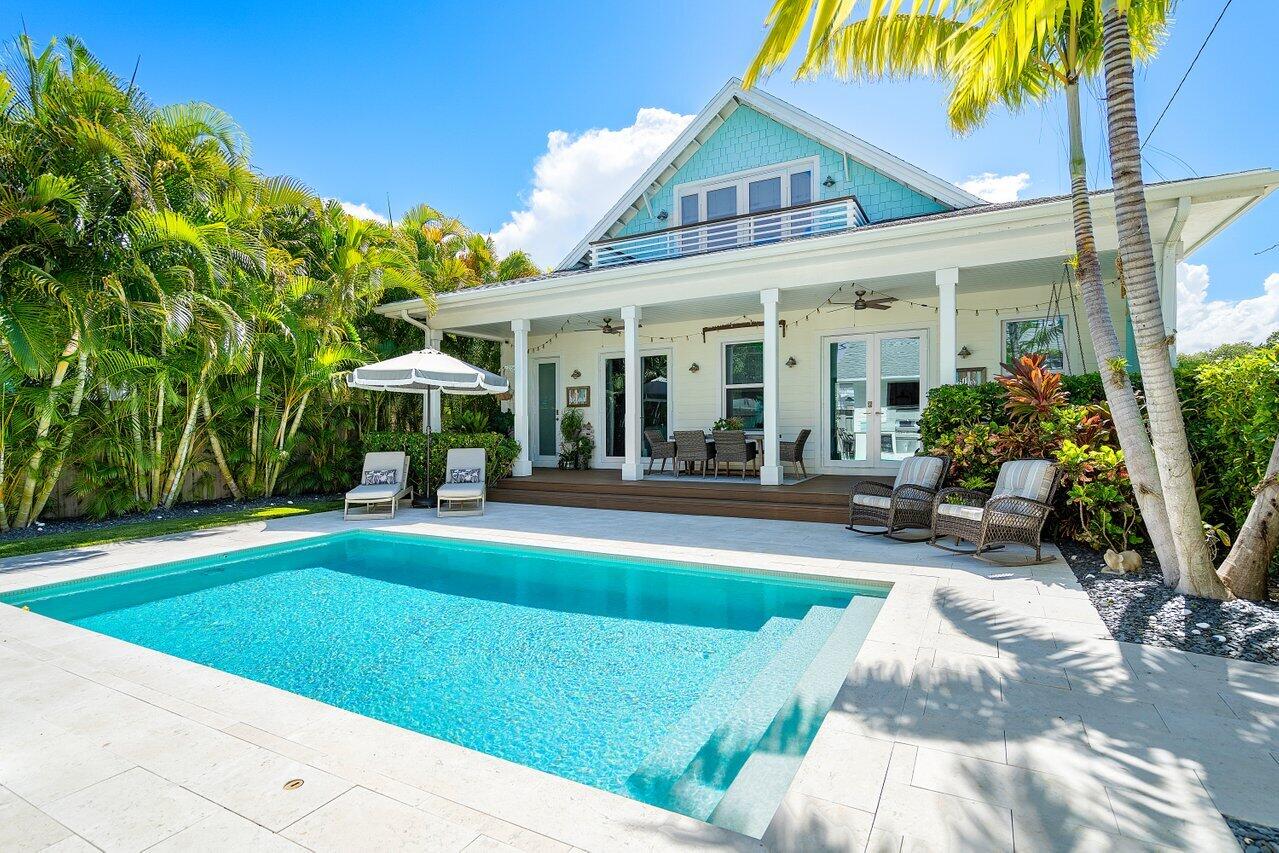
[1003,316,1066,371]
[674,158,819,227]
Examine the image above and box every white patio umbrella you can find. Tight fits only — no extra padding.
[347,348,509,503]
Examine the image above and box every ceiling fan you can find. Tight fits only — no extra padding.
[850,290,896,311]
[579,316,638,335]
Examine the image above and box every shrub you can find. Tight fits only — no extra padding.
[557,409,594,470]
[448,409,490,434]
[998,354,1068,420]
[364,430,519,493]
[918,382,1005,447]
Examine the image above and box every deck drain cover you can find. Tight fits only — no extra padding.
[283,779,305,790]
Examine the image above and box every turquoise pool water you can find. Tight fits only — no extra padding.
[3,531,886,832]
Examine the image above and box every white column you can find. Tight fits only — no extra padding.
[937,268,959,386]
[759,289,783,486]
[621,305,643,481]
[423,329,442,434]
[1158,241,1181,365]
[511,319,532,476]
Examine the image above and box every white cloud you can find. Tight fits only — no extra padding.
[959,171,1031,203]
[333,200,389,224]
[1176,261,1279,352]
[492,107,694,266]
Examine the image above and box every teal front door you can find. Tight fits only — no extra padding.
[535,360,558,463]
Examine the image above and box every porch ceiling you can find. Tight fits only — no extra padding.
[430,251,1118,340]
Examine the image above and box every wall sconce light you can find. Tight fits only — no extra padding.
[785,356,798,367]
[822,175,837,188]
[688,362,700,373]
[957,346,972,359]
[656,210,669,221]
[570,369,582,379]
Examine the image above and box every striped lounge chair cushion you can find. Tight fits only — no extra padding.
[894,455,945,490]
[851,494,892,510]
[992,460,1056,503]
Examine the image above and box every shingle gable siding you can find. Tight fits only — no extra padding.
[615,104,950,238]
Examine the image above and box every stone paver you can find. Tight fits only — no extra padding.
[0,501,1271,850]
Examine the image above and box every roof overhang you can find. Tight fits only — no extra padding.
[379,170,1278,338]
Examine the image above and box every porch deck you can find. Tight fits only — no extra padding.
[488,467,891,524]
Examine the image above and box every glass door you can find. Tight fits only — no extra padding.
[534,359,558,463]
[604,353,671,459]
[825,332,925,469]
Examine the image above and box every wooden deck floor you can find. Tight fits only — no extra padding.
[489,467,891,524]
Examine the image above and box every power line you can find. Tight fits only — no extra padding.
[1143,0,1234,149]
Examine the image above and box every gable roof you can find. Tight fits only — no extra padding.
[556,79,985,271]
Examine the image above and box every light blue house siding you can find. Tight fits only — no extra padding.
[616,104,949,238]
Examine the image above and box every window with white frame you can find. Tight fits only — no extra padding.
[1003,316,1067,371]
[723,342,765,430]
[675,159,819,227]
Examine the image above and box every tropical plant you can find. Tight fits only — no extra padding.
[557,408,594,470]
[742,0,1197,591]
[998,354,1068,421]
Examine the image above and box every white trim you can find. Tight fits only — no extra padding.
[555,79,983,270]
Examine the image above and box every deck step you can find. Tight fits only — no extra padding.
[488,486,848,524]
[624,615,801,809]
[657,605,846,820]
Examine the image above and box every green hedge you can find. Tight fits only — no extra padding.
[364,430,520,494]
[919,383,1005,448]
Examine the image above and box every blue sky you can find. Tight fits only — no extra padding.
[12,1,1279,349]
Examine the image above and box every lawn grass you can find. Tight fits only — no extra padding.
[0,499,344,560]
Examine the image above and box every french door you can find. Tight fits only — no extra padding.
[602,352,670,460]
[824,331,926,470]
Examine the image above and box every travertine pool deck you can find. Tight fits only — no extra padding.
[1,503,1275,852]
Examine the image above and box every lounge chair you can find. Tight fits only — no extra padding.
[645,429,676,474]
[437,447,487,517]
[345,451,413,520]
[848,454,949,540]
[675,431,715,477]
[930,459,1059,565]
[711,430,757,478]
[778,429,812,479]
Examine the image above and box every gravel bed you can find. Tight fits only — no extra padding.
[1059,541,1279,666]
[1228,816,1279,852]
[0,494,341,545]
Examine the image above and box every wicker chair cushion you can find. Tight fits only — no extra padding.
[894,455,945,490]
[992,460,1056,502]
[851,494,892,510]
[936,503,985,523]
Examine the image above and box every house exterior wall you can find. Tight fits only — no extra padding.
[511,281,1126,473]
[614,104,950,239]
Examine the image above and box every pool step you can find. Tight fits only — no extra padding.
[658,605,846,820]
[709,596,888,837]
[624,615,801,807]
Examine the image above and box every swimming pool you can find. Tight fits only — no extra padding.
[3,530,886,835]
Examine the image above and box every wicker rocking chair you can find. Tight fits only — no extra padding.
[848,454,949,540]
[930,459,1059,565]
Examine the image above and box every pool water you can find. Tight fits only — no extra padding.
[3,531,886,834]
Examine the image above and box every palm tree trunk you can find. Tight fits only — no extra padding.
[14,334,79,527]
[1064,79,1179,584]
[31,350,90,521]
[129,393,145,504]
[202,395,243,500]
[266,390,310,495]
[151,381,166,507]
[1101,2,1225,598]
[1216,434,1279,600]
[249,350,263,484]
[162,371,207,509]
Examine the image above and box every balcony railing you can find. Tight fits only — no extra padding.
[588,195,868,269]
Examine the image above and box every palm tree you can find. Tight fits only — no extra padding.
[744,0,1183,582]
[1099,1,1277,599]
